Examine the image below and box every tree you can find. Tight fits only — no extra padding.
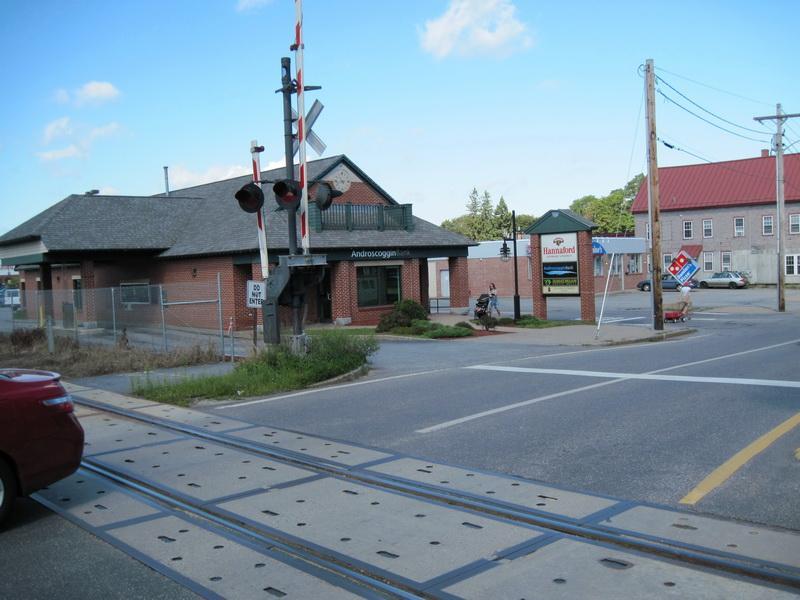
[440,189,537,241]
[568,174,643,234]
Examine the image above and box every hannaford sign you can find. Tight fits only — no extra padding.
[541,233,579,296]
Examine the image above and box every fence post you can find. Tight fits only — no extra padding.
[217,273,224,361]
[46,316,55,354]
[110,286,117,341]
[159,284,168,352]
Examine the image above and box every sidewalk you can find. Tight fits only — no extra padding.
[428,313,690,346]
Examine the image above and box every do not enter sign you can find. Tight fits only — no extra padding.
[246,280,266,308]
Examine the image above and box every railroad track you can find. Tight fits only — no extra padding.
[63,396,800,598]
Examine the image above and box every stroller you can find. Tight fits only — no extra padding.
[474,293,491,319]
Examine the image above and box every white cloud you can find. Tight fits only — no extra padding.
[38,145,82,161]
[87,122,121,141]
[54,88,70,104]
[236,0,272,12]
[168,164,251,190]
[419,0,532,59]
[74,81,121,106]
[43,117,73,144]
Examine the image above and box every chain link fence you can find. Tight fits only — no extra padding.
[0,276,229,356]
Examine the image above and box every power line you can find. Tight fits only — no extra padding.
[655,75,768,135]
[626,88,645,182]
[656,89,771,144]
[654,66,771,106]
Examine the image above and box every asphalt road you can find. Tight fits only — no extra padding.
[213,291,800,532]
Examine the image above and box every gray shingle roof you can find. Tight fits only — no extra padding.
[0,194,199,250]
[0,155,473,258]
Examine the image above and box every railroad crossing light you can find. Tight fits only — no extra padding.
[272,179,301,210]
[234,182,264,213]
[500,241,511,261]
[313,182,342,211]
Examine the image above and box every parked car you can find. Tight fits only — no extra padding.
[699,272,749,289]
[637,274,698,292]
[0,370,84,524]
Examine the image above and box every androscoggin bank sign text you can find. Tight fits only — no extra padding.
[351,249,412,260]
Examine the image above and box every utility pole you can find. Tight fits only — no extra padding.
[644,59,664,330]
[754,104,800,313]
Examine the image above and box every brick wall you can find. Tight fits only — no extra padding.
[333,181,391,207]
[577,230,596,321]
[448,256,470,312]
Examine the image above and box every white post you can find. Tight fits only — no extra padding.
[250,141,269,276]
[595,253,615,339]
[294,0,310,253]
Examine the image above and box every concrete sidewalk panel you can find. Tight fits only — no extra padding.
[35,470,163,529]
[217,477,544,584]
[108,516,363,599]
[91,439,315,503]
[73,387,158,410]
[228,426,392,467]
[367,458,618,520]
[440,537,797,599]
[600,505,800,571]
[134,404,247,432]
[80,413,186,456]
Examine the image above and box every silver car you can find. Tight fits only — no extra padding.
[698,272,748,289]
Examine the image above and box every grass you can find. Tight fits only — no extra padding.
[0,329,219,378]
[132,330,378,405]
[305,326,375,336]
[505,316,595,329]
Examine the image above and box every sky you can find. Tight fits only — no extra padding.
[2,0,798,235]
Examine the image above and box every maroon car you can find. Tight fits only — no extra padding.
[0,369,84,523]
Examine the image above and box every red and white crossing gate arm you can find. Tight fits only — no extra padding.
[250,140,269,278]
[294,0,310,254]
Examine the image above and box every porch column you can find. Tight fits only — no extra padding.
[530,235,547,319]
[80,260,98,327]
[448,256,470,315]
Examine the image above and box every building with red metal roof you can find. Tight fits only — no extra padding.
[631,153,800,285]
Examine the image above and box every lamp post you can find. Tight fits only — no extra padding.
[499,211,522,321]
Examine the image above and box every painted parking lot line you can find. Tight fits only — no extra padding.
[680,411,800,505]
[216,368,451,409]
[466,365,800,390]
[416,339,800,434]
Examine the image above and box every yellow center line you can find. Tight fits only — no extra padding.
[680,411,800,505]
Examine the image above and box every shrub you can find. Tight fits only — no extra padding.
[376,299,429,332]
[497,317,515,326]
[423,325,473,339]
[479,315,498,331]
[10,328,45,349]
[454,321,474,330]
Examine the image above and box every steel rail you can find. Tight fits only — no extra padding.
[74,397,800,592]
[81,460,424,599]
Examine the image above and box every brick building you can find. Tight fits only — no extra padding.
[632,152,800,284]
[0,155,474,330]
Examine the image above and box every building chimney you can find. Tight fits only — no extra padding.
[163,166,170,196]
[761,149,770,158]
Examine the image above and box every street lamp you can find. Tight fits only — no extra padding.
[497,212,522,320]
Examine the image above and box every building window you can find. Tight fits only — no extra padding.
[762,215,773,236]
[790,214,800,234]
[703,251,714,272]
[610,254,622,275]
[683,221,693,239]
[787,255,797,276]
[734,217,745,237]
[703,219,713,238]
[627,254,642,274]
[357,266,400,307]
[662,254,672,271]
[72,279,83,310]
[120,282,151,304]
[721,251,732,271]
[593,255,603,277]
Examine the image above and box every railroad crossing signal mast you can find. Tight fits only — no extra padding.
[233,0,340,352]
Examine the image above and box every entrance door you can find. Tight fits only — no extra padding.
[439,269,450,298]
[318,267,332,322]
